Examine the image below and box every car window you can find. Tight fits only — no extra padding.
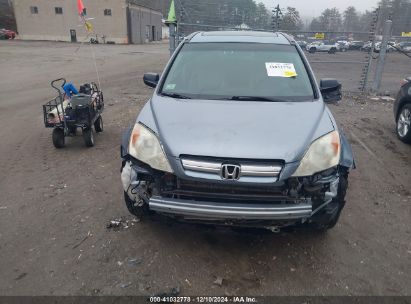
[161,43,314,102]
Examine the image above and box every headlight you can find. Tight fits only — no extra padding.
[128,123,173,173]
[292,131,340,177]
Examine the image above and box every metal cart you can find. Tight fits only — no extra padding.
[43,78,105,148]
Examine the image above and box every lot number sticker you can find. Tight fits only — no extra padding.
[265,63,297,78]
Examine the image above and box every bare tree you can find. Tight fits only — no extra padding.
[343,6,361,32]
[318,8,342,31]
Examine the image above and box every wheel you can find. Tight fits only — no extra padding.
[342,48,347,52]
[94,116,104,133]
[82,128,95,147]
[309,47,316,54]
[124,191,150,218]
[328,48,336,54]
[52,128,65,149]
[308,169,349,232]
[396,104,411,144]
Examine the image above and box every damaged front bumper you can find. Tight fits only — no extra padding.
[149,196,313,220]
[121,160,340,226]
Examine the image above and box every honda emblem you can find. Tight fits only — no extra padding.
[221,164,241,180]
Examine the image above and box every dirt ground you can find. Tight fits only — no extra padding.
[0,40,410,296]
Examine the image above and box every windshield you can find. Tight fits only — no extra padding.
[160,43,314,102]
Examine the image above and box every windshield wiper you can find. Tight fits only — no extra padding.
[160,92,192,99]
[226,96,289,102]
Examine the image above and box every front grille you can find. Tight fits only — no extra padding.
[180,156,283,183]
[160,177,297,204]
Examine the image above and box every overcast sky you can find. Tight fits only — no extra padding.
[260,0,379,17]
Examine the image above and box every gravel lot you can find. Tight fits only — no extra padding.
[0,40,410,296]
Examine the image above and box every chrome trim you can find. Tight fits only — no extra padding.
[181,159,221,173]
[241,164,282,177]
[181,158,282,178]
[149,196,312,220]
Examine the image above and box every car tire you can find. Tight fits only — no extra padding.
[309,48,316,54]
[328,48,336,54]
[124,191,150,218]
[94,116,104,133]
[396,104,411,144]
[309,169,349,232]
[342,48,347,52]
[83,127,95,147]
[52,128,65,149]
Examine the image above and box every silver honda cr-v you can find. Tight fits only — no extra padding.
[120,31,355,231]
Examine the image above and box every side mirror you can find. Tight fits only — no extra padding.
[143,73,160,88]
[320,78,342,103]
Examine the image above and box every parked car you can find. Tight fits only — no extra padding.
[0,28,16,39]
[361,41,395,53]
[349,41,365,50]
[398,42,411,53]
[306,40,339,54]
[374,42,396,53]
[297,40,307,48]
[120,31,355,232]
[394,76,411,144]
[361,41,373,52]
[337,41,349,52]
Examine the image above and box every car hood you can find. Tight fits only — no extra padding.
[148,96,335,163]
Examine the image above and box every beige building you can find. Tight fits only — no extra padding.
[12,0,162,44]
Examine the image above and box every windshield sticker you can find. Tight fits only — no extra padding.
[165,84,176,90]
[265,63,298,78]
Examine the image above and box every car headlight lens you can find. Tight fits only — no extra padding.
[292,131,340,177]
[128,123,173,173]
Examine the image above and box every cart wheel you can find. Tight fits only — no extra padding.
[83,128,95,147]
[94,116,104,133]
[52,128,65,149]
